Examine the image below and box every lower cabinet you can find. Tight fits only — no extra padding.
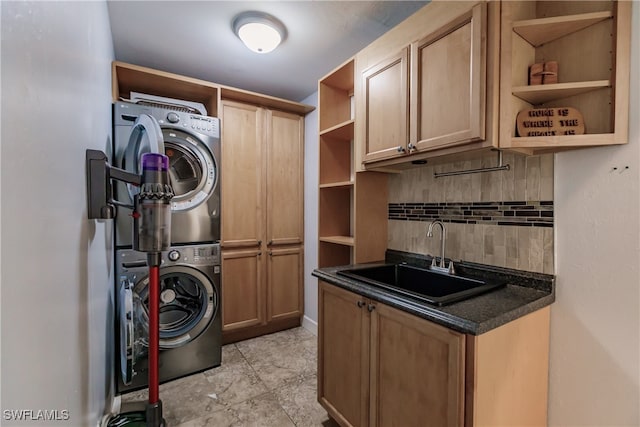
[222,246,303,343]
[318,281,550,427]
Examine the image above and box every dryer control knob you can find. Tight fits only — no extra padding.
[168,250,180,261]
[166,112,180,123]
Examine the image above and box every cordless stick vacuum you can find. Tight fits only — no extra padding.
[133,153,174,427]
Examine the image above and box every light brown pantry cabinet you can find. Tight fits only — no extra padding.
[221,100,304,343]
[499,1,631,152]
[360,2,494,166]
[318,281,551,427]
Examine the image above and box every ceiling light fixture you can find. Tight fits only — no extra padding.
[233,11,287,54]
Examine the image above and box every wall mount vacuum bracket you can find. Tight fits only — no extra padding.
[86,149,141,219]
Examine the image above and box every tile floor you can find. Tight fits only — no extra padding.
[122,327,339,427]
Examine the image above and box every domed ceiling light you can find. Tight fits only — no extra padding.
[233,11,287,54]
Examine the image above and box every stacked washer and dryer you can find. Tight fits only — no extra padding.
[112,99,222,394]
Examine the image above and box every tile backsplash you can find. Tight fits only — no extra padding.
[387,152,554,274]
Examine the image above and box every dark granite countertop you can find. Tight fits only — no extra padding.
[312,250,555,335]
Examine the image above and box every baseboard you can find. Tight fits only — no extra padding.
[302,315,318,336]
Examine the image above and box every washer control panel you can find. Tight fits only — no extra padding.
[117,244,221,274]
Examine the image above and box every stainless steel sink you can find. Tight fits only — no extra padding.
[337,264,505,306]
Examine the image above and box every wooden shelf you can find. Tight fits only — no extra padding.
[513,11,612,47]
[113,61,220,117]
[512,80,610,104]
[113,60,315,118]
[510,133,617,149]
[320,119,354,140]
[319,236,355,247]
[320,59,355,91]
[220,85,314,115]
[319,181,354,189]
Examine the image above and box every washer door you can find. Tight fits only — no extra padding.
[118,279,149,385]
[163,129,217,212]
[134,266,217,349]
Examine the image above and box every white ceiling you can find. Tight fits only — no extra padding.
[107,1,428,102]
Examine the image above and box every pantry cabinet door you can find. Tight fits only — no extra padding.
[265,109,304,246]
[266,246,303,322]
[221,248,264,331]
[220,101,265,248]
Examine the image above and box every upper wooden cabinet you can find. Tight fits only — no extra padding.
[357,2,498,169]
[362,48,410,163]
[411,4,486,152]
[350,0,632,167]
[499,1,631,152]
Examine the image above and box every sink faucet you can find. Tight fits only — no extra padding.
[427,220,455,274]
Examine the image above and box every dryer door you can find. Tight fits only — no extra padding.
[163,129,217,212]
[134,266,218,349]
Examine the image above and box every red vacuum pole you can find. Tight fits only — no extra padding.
[135,152,173,427]
[148,265,160,404]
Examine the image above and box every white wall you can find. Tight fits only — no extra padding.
[549,3,640,425]
[1,2,115,426]
[302,92,319,334]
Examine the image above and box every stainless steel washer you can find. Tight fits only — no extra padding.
[113,101,221,248]
[115,243,222,394]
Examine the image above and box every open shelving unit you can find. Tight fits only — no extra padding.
[317,58,388,268]
[318,59,355,268]
[499,1,630,151]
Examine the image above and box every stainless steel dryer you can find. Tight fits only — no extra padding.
[113,101,221,248]
[116,243,222,394]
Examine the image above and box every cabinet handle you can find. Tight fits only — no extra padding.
[258,240,262,246]
[397,146,406,153]
[357,301,365,308]
[268,251,272,256]
[367,303,376,312]
[267,240,273,246]
[258,252,262,257]
[407,143,416,152]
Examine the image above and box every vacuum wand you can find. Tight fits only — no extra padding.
[133,153,173,427]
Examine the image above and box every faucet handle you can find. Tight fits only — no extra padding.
[447,261,456,275]
[431,257,438,267]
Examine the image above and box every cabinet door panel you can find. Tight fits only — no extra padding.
[363,48,409,163]
[221,248,264,330]
[370,303,465,427]
[221,101,265,248]
[267,246,303,321]
[412,3,486,151]
[318,282,369,427]
[266,110,304,246]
